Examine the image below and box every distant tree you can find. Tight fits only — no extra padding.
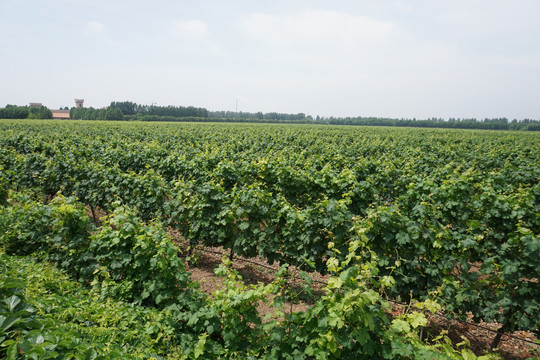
[87,108,98,120]
[28,107,40,119]
[28,106,52,119]
[105,107,124,120]
[110,101,138,116]
[97,109,107,120]
[70,107,81,120]
[0,105,30,119]
[40,106,52,119]
[526,123,540,131]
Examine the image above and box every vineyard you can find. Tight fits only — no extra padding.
[0,119,538,359]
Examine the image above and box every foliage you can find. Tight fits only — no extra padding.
[28,106,52,120]
[0,170,7,207]
[326,116,540,131]
[256,235,502,360]
[105,106,124,120]
[2,102,539,128]
[178,236,502,359]
[0,105,29,119]
[0,193,94,280]
[0,119,538,337]
[0,105,52,120]
[89,205,203,309]
[69,106,124,121]
[355,174,540,337]
[0,253,175,359]
[0,105,77,120]
[0,191,505,358]
[0,194,202,311]
[111,101,208,118]
[109,100,313,121]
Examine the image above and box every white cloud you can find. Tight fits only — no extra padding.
[86,21,105,33]
[240,10,395,47]
[437,1,540,35]
[236,10,401,70]
[173,19,209,39]
[168,19,228,58]
[504,55,540,69]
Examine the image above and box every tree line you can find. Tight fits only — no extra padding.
[0,104,124,121]
[208,110,309,121]
[110,101,208,118]
[2,101,539,130]
[70,107,124,121]
[325,116,540,131]
[0,105,52,119]
[110,101,308,121]
[109,101,540,130]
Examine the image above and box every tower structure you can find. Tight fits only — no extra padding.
[75,99,84,108]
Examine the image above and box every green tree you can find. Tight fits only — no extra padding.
[105,107,124,120]
[39,106,52,119]
[28,106,52,119]
[0,105,30,119]
[110,101,138,115]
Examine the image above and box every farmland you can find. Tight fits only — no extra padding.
[0,119,538,359]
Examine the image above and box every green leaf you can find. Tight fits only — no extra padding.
[5,295,21,312]
[84,348,98,360]
[407,312,427,329]
[327,277,343,289]
[6,341,18,360]
[391,319,411,333]
[317,316,328,328]
[238,222,249,231]
[0,315,22,331]
[194,332,208,358]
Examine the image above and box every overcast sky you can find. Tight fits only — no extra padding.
[1,0,540,119]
